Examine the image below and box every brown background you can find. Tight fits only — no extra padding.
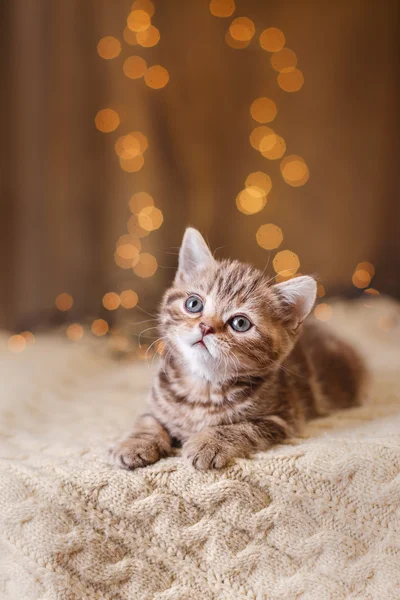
[1,0,399,332]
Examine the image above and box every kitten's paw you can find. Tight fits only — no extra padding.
[109,437,163,470]
[183,433,233,471]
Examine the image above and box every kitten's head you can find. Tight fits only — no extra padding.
[159,228,316,382]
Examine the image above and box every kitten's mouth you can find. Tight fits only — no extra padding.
[193,339,209,353]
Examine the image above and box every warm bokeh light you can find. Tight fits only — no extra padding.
[209,0,235,17]
[127,215,151,238]
[314,303,333,322]
[116,234,142,250]
[245,171,272,196]
[115,243,140,262]
[364,288,380,296]
[133,253,158,278]
[236,188,266,215]
[271,48,297,73]
[259,27,285,52]
[250,126,275,151]
[261,135,286,160]
[250,98,277,124]
[273,250,300,276]
[127,9,151,33]
[55,293,73,311]
[256,224,283,250]
[129,192,154,214]
[114,251,137,270]
[352,269,372,289]
[119,154,144,172]
[120,290,139,308]
[229,17,255,42]
[66,324,84,341]
[103,292,121,310]
[278,69,304,92]
[20,331,35,345]
[144,65,169,89]
[95,109,120,133]
[138,206,164,231]
[123,26,138,45]
[280,155,309,186]
[225,31,250,49]
[92,319,109,336]
[123,56,147,79]
[356,262,375,278]
[130,131,148,153]
[8,335,26,353]
[317,283,326,298]
[137,25,160,47]
[378,315,396,332]
[114,134,141,159]
[97,36,121,60]
[131,0,155,17]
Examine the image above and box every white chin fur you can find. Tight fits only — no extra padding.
[174,337,228,382]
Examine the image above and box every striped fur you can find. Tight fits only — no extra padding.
[111,229,367,471]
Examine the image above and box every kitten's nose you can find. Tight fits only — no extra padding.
[199,322,214,337]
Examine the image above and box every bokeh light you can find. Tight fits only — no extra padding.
[250,97,277,123]
[144,65,169,89]
[250,126,275,151]
[92,319,109,336]
[259,27,285,52]
[120,290,139,308]
[138,206,164,231]
[229,17,255,42]
[209,0,235,17]
[352,269,372,289]
[129,192,154,214]
[273,250,300,276]
[364,288,379,297]
[97,37,121,60]
[127,10,151,33]
[128,215,151,238]
[95,109,120,133]
[137,25,160,47]
[261,135,286,160]
[317,283,326,298]
[131,0,155,17]
[123,26,138,45]
[20,331,35,345]
[256,224,283,250]
[8,335,26,353]
[115,243,140,262]
[225,31,250,49]
[56,293,73,311]
[116,234,142,250]
[236,188,267,215]
[278,69,304,92]
[356,262,375,277]
[271,48,297,73]
[133,253,158,278]
[130,131,148,153]
[66,324,84,341]
[103,292,121,310]
[115,134,141,159]
[280,155,309,186]
[123,56,147,79]
[245,171,272,196]
[314,303,333,322]
[119,154,144,172]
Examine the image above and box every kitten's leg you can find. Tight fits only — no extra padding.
[110,414,172,470]
[183,417,289,471]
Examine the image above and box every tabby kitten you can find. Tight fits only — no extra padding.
[111,228,366,471]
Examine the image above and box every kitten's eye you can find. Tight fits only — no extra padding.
[230,315,252,332]
[185,295,203,313]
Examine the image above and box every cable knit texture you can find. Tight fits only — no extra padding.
[0,299,400,600]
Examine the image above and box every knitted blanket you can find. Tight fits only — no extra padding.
[0,299,399,600]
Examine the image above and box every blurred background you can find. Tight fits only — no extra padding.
[1,0,399,353]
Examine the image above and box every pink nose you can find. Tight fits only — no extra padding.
[199,322,214,337]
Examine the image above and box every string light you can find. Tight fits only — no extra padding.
[229,17,255,43]
[259,27,285,52]
[120,290,139,308]
[273,250,300,276]
[225,31,250,49]
[209,0,235,17]
[123,56,147,79]
[236,188,266,215]
[66,324,84,341]
[97,37,121,60]
[277,69,304,92]
[144,65,169,89]
[261,135,286,160]
[123,27,138,45]
[8,335,26,353]
[133,253,158,277]
[131,0,155,17]
[103,292,121,310]
[280,155,309,186]
[356,262,375,277]
[92,319,109,336]
[314,303,333,322]
[352,270,371,289]
[249,126,275,151]
[127,215,151,238]
[245,171,272,196]
[119,154,144,172]
[250,98,277,123]
[364,288,379,297]
[137,25,160,47]
[256,224,283,250]
[95,109,120,133]
[20,331,35,345]
[55,293,73,311]
[138,206,164,231]
[127,10,151,33]
[129,192,154,214]
[115,134,141,159]
[317,283,326,298]
[116,243,140,262]
[271,48,297,73]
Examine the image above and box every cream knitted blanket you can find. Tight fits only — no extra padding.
[0,299,399,600]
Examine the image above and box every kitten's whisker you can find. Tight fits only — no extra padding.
[136,305,158,319]
[138,326,159,348]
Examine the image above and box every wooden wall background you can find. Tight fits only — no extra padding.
[0,0,399,332]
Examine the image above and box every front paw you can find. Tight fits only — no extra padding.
[109,437,163,470]
[183,433,234,471]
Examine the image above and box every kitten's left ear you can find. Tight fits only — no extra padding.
[175,227,215,284]
[273,275,317,328]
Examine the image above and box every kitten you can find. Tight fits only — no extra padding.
[110,228,367,471]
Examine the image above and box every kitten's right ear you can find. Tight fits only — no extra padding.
[175,228,215,284]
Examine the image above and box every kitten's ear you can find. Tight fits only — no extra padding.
[273,275,317,328]
[175,228,215,283]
